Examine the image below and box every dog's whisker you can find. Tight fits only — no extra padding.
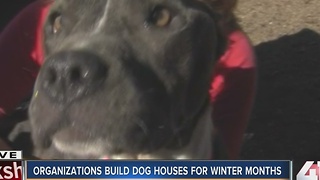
[169,125,186,147]
[133,120,149,136]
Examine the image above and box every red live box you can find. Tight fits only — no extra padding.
[0,161,22,180]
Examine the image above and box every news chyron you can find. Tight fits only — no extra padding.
[0,151,23,180]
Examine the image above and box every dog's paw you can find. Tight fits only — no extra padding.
[8,120,31,142]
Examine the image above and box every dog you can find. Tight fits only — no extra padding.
[11,0,227,159]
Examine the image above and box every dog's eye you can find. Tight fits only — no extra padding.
[49,13,62,34]
[148,6,171,27]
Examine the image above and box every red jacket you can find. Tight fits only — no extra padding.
[0,0,256,159]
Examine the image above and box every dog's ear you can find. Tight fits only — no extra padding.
[196,0,238,33]
[196,0,237,16]
[197,0,239,60]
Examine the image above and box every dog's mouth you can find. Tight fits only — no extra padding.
[49,127,174,160]
[52,138,136,160]
[52,137,172,160]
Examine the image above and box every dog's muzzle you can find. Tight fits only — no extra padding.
[40,51,107,103]
[32,49,174,159]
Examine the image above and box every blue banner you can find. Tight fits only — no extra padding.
[26,160,291,179]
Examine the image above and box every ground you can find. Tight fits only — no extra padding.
[236,0,320,174]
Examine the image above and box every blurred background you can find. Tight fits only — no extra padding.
[236,0,320,174]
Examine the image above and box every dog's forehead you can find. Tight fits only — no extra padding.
[53,0,188,10]
[50,0,217,21]
[49,0,215,34]
[50,0,195,28]
[52,0,106,14]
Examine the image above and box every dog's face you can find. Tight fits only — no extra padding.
[29,0,224,159]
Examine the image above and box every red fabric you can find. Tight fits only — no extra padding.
[0,1,256,159]
[210,30,257,159]
[0,0,52,117]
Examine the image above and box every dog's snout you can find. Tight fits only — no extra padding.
[40,51,107,102]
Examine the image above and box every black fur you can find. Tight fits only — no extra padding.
[29,0,225,159]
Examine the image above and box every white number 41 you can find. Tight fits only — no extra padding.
[297,161,320,180]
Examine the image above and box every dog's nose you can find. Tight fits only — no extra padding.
[40,51,107,102]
